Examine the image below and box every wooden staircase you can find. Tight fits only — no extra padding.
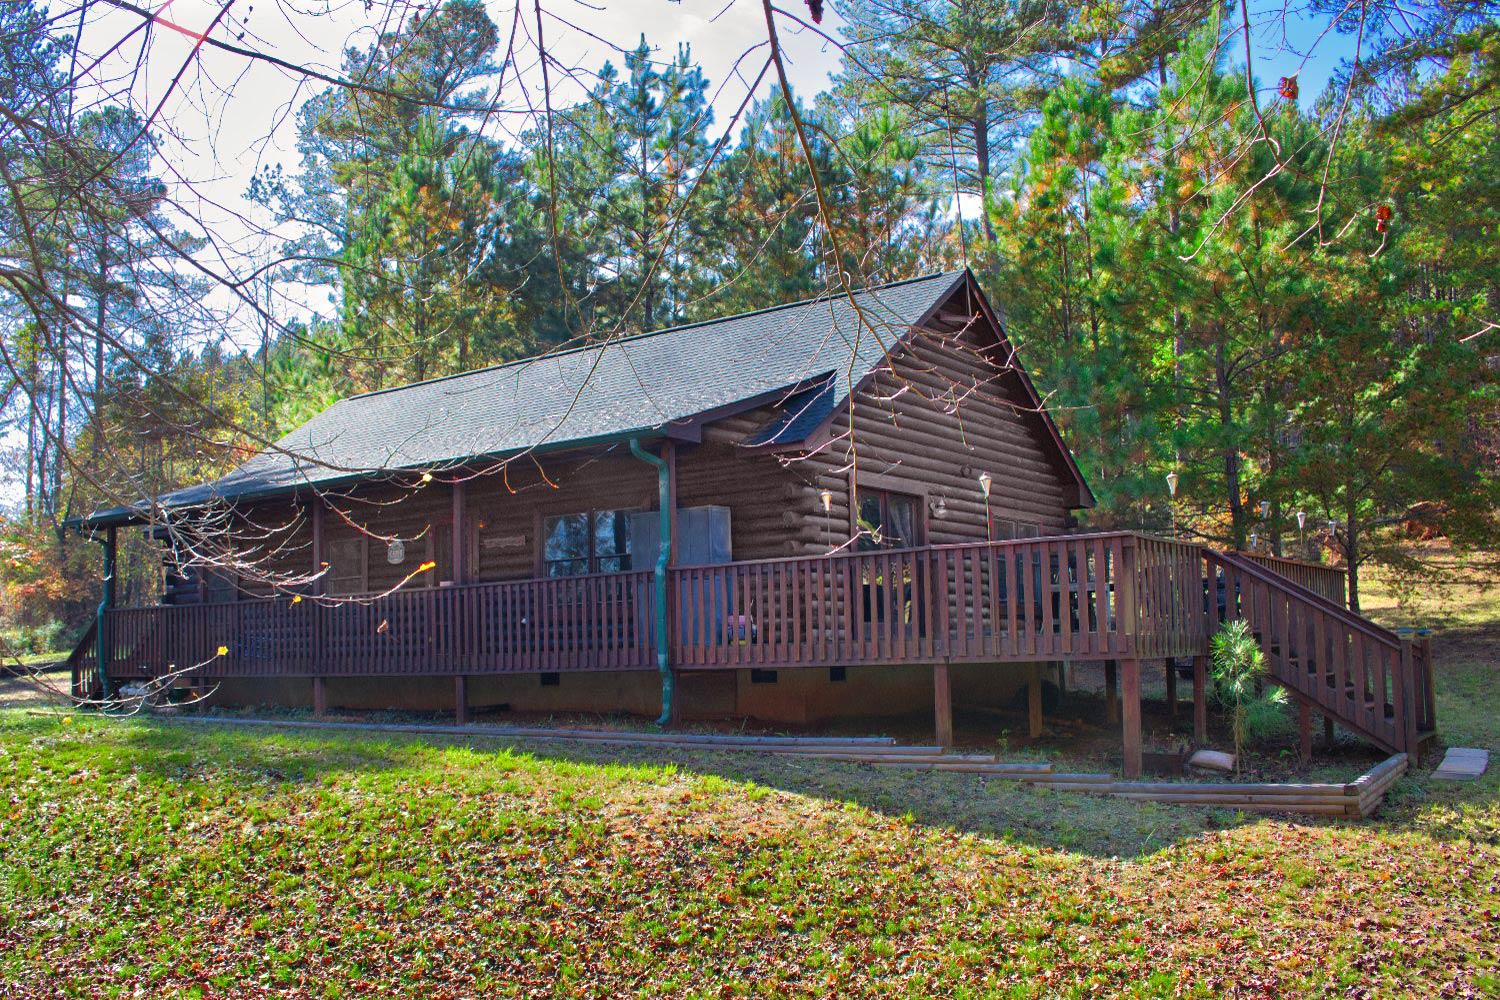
[1204,550,1436,756]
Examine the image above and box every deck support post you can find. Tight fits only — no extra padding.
[1165,658,1178,718]
[1297,700,1312,761]
[312,676,327,717]
[1192,655,1208,745]
[933,662,953,749]
[1104,660,1119,724]
[1057,660,1068,698]
[454,675,468,726]
[1026,662,1044,739]
[1324,714,1336,748]
[1121,658,1142,779]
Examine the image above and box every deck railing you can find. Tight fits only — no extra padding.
[105,569,656,680]
[102,533,1210,681]
[1238,552,1348,607]
[670,532,1202,668]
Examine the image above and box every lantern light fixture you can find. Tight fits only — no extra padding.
[1259,499,1271,519]
[1296,510,1307,530]
[977,471,992,499]
[1249,529,1259,549]
[1165,470,1179,497]
[819,489,833,514]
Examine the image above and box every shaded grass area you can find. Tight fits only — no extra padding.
[2,549,1498,997]
[3,705,1498,998]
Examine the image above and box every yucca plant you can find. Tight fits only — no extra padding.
[1209,619,1288,773]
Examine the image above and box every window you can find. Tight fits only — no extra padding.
[324,537,368,595]
[543,509,634,576]
[856,490,920,551]
[750,669,779,685]
[992,519,1041,541]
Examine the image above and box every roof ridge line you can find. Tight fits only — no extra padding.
[344,270,964,401]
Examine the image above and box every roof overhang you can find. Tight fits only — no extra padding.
[63,425,679,531]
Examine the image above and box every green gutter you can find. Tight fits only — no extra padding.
[629,438,674,726]
[93,527,116,700]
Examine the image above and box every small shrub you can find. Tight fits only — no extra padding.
[1209,619,1287,770]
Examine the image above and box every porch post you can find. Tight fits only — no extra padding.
[933,662,953,748]
[1297,700,1312,761]
[1026,662,1043,739]
[665,442,681,725]
[452,480,469,719]
[1192,654,1208,745]
[1104,659,1119,724]
[310,497,326,707]
[1165,658,1178,718]
[451,479,467,584]
[1121,657,1142,779]
[1324,714,1336,749]
[94,526,117,699]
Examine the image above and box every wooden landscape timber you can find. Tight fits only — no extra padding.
[158,715,1412,819]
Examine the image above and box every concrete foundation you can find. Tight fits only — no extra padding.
[207,661,1042,728]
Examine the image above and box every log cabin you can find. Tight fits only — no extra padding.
[68,270,1437,775]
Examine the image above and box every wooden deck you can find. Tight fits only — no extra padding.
[75,531,1437,766]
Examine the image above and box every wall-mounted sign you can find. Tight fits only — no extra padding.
[481,534,527,550]
[386,539,406,564]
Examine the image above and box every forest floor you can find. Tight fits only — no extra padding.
[2,546,1497,997]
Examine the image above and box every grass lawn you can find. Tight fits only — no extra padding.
[2,550,1497,998]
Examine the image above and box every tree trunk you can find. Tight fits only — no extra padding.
[973,100,996,244]
[1216,341,1244,548]
[1345,506,1361,613]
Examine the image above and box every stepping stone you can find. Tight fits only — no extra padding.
[1432,747,1489,781]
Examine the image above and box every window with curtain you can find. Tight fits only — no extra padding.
[856,490,920,551]
[543,509,634,576]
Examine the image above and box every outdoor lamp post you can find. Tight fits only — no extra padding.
[1165,470,1179,537]
[819,489,834,552]
[978,472,993,542]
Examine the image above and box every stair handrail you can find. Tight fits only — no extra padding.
[63,619,99,701]
[1205,549,1406,652]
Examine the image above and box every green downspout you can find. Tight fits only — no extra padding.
[629,438,674,726]
[95,526,116,700]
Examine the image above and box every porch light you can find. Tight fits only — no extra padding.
[931,494,947,517]
[819,488,833,513]
[977,471,992,499]
[1165,470,1179,497]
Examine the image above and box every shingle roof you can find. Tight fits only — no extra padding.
[81,271,967,524]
